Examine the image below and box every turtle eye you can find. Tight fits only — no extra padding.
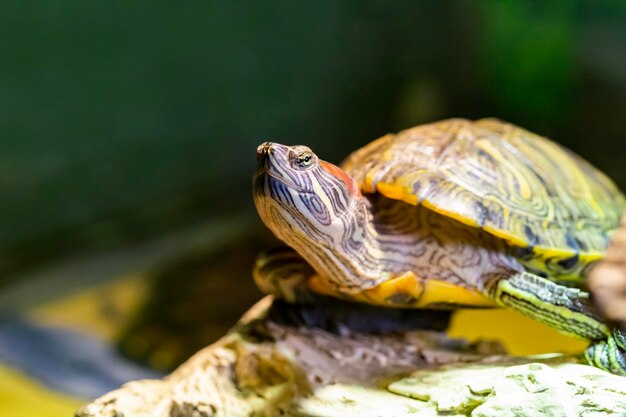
[294,151,315,169]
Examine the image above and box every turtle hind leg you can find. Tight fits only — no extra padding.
[492,272,626,375]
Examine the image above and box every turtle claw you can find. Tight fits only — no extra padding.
[585,330,626,376]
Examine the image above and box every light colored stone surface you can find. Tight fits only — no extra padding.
[77,297,626,417]
[389,361,626,417]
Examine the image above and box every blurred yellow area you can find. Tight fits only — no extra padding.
[0,363,84,417]
[28,274,150,342]
[0,276,151,417]
[449,308,587,355]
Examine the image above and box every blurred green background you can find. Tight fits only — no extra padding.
[1,1,626,415]
[3,0,626,281]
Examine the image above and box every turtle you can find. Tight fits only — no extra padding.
[252,118,626,375]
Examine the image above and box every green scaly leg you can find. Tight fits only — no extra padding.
[493,272,626,375]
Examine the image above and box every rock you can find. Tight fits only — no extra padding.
[76,297,626,417]
[388,362,626,417]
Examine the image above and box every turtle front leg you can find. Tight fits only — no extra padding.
[253,247,323,303]
[492,272,626,375]
[254,249,453,332]
[585,329,626,374]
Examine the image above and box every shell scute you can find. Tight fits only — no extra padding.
[342,118,626,275]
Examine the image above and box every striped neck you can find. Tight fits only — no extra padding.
[284,194,386,292]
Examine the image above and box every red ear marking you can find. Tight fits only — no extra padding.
[320,161,361,197]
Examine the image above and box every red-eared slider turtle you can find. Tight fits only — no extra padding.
[252,118,626,375]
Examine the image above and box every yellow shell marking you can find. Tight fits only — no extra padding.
[309,271,496,308]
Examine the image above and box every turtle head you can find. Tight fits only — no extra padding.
[253,142,361,245]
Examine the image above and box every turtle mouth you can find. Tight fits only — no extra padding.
[255,169,310,194]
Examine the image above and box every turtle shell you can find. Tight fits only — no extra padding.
[341,119,626,280]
